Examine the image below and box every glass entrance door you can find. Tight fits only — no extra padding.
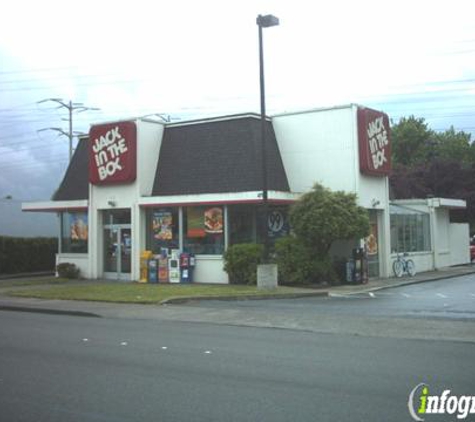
[365,210,379,278]
[103,210,132,281]
[104,226,132,280]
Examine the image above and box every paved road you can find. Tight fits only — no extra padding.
[192,274,475,320]
[1,310,474,422]
[161,275,475,343]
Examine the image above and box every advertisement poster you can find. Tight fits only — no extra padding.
[187,207,206,238]
[187,207,223,238]
[365,223,378,256]
[204,207,223,234]
[70,213,88,241]
[153,211,173,240]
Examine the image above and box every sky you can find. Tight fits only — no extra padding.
[1,0,475,235]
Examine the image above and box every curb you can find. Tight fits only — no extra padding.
[161,291,329,305]
[329,268,475,297]
[0,304,101,318]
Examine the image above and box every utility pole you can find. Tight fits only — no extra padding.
[38,98,100,162]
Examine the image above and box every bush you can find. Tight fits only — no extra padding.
[56,263,80,279]
[275,236,337,285]
[0,237,57,274]
[223,243,263,285]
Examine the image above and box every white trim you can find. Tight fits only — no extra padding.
[393,198,466,209]
[139,191,300,207]
[22,200,88,212]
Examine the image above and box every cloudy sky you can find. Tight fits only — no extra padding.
[1,0,474,235]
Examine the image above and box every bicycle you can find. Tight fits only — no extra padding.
[392,252,416,277]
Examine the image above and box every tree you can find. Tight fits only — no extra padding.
[390,116,475,229]
[433,126,474,166]
[290,183,370,257]
[391,116,434,166]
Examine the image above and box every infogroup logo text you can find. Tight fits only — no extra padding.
[408,383,475,421]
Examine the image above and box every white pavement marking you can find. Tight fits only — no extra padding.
[368,292,376,298]
[161,346,168,350]
[120,341,128,346]
[436,293,448,299]
[82,338,89,342]
[401,293,411,298]
[204,350,212,354]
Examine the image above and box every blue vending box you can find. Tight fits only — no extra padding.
[148,259,158,283]
[180,253,195,283]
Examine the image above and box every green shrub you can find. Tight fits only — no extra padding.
[56,263,80,279]
[275,236,337,285]
[0,237,57,274]
[223,243,263,285]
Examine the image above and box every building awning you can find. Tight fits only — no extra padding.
[139,190,299,208]
[391,198,467,211]
[22,200,88,213]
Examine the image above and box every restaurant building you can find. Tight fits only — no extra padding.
[23,104,470,283]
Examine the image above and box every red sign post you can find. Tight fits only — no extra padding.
[357,108,391,177]
[89,121,137,185]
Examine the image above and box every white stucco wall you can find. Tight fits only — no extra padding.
[88,119,165,281]
[449,223,470,266]
[272,105,391,278]
[56,254,90,278]
[272,106,358,194]
[192,256,229,284]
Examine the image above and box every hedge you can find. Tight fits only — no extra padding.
[0,237,58,275]
[223,243,264,285]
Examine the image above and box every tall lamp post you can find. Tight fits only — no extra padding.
[257,14,279,263]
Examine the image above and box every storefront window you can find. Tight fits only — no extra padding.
[390,205,431,253]
[228,205,256,245]
[61,211,88,253]
[184,206,224,255]
[146,208,179,253]
[256,205,291,246]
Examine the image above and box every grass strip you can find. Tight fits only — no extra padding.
[0,278,68,288]
[6,283,307,304]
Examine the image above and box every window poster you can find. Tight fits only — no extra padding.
[187,207,206,238]
[153,210,173,240]
[365,223,378,256]
[70,213,88,241]
[204,207,223,234]
[187,206,223,238]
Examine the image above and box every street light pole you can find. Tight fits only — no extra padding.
[38,98,100,162]
[257,14,279,262]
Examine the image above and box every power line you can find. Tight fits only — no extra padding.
[37,98,99,161]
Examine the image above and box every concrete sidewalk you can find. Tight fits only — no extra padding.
[0,265,474,319]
